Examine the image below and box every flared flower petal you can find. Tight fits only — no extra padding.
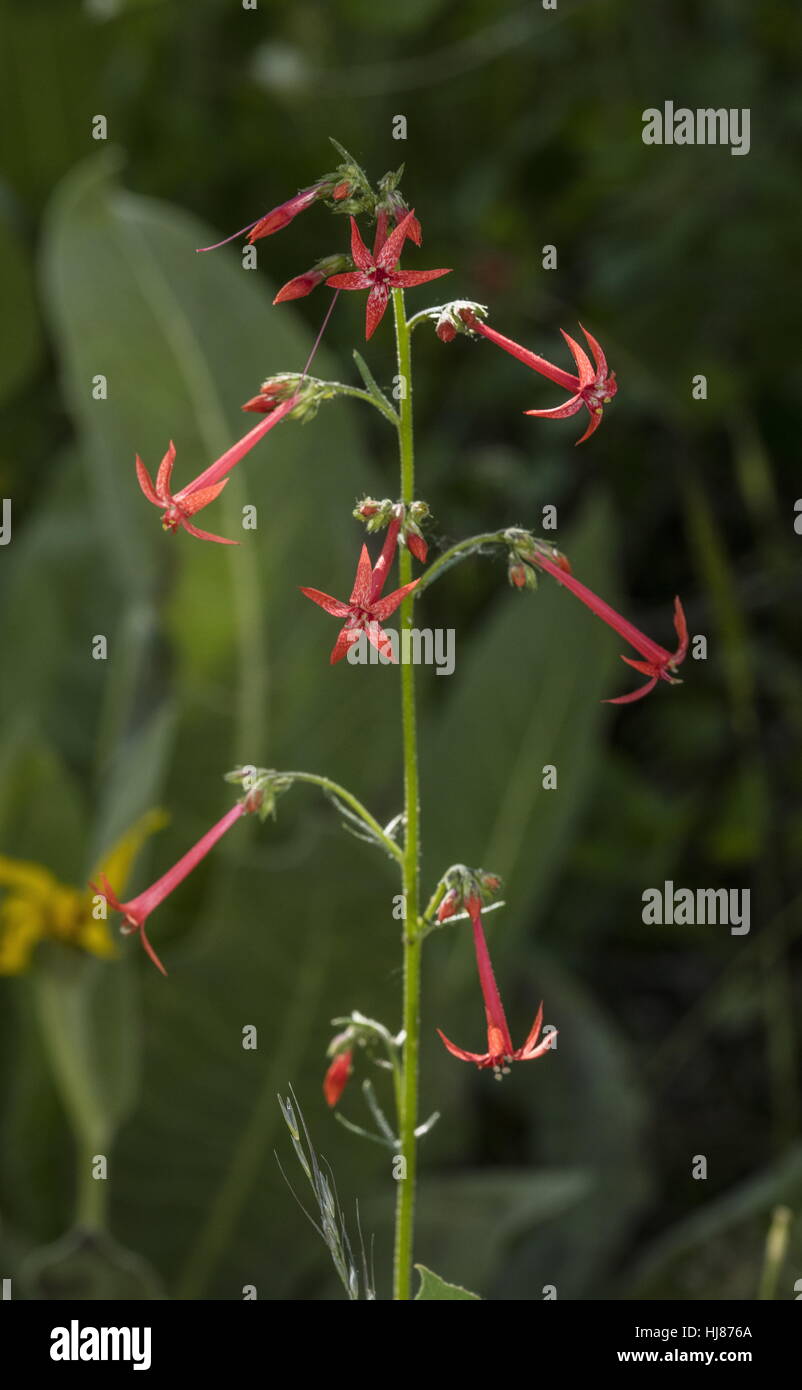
[299,587,353,618]
[365,283,391,339]
[135,456,160,506]
[180,520,240,545]
[392,268,452,289]
[349,545,374,607]
[436,1029,489,1066]
[370,579,419,622]
[525,395,585,421]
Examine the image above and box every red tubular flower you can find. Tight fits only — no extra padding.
[90,802,250,976]
[532,549,689,704]
[300,517,419,663]
[273,252,352,306]
[136,399,295,543]
[465,316,616,444]
[273,267,326,304]
[323,1049,354,1107]
[326,212,451,340]
[437,902,555,1076]
[196,185,326,253]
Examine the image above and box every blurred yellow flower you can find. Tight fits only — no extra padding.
[0,810,167,975]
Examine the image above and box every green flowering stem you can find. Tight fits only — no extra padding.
[313,380,399,426]
[414,531,509,595]
[392,287,422,1302]
[280,771,404,865]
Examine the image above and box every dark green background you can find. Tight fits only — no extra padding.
[0,0,801,1300]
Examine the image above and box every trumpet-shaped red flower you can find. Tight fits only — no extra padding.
[532,549,689,704]
[465,316,616,444]
[196,180,350,253]
[326,212,451,339]
[323,1049,354,1108]
[90,802,251,976]
[300,517,419,663]
[437,902,555,1076]
[136,400,295,543]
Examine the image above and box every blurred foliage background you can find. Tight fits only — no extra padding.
[1,0,801,1301]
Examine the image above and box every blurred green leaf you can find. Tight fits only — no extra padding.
[19,1227,164,1300]
[0,216,42,405]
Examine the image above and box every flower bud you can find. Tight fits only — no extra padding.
[436,315,457,343]
[464,891,482,922]
[509,558,538,591]
[323,1048,353,1108]
[405,528,427,563]
[273,268,326,304]
[437,889,459,923]
[353,496,395,532]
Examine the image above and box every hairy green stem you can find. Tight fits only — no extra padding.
[280,771,403,865]
[392,289,421,1301]
[414,530,508,595]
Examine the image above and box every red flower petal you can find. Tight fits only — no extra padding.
[672,596,689,664]
[436,1028,489,1066]
[364,620,395,660]
[574,408,604,445]
[370,579,419,621]
[135,455,159,506]
[518,1002,544,1057]
[325,272,371,290]
[525,395,585,421]
[605,675,659,705]
[180,520,239,545]
[156,442,176,500]
[560,330,595,388]
[348,215,373,272]
[350,545,374,607]
[330,622,360,664]
[299,587,352,618]
[365,283,390,340]
[391,268,452,288]
[375,208,418,271]
[578,323,608,378]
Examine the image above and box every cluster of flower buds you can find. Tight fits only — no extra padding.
[375,167,422,245]
[224,765,294,822]
[241,373,343,423]
[353,497,430,563]
[504,527,572,591]
[436,865,503,924]
[412,299,489,342]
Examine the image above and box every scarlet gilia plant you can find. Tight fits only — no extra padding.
[122,143,689,1301]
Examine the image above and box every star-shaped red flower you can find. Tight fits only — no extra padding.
[300,518,419,663]
[325,211,451,339]
[136,443,236,545]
